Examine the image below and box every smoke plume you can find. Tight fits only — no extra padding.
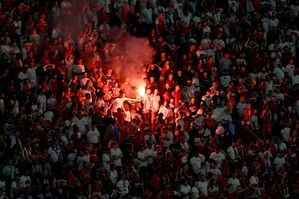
[109,28,155,89]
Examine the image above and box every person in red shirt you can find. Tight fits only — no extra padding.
[64,43,75,58]
[122,3,131,24]
[162,83,172,103]
[161,61,171,78]
[151,170,161,196]
[262,120,272,140]
[172,85,182,106]
[31,143,43,160]
[146,76,158,93]
[67,168,80,188]
[243,103,253,126]
[216,171,229,194]
[157,183,173,199]
[37,13,48,43]
[25,15,35,38]
[78,163,92,186]
[165,73,175,89]
[41,37,53,52]
[49,75,58,96]
[204,113,215,130]
[155,11,166,36]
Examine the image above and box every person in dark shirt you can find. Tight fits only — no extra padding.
[133,16,149,37]
[147,64,161,82]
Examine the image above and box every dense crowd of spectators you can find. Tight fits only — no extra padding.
[0,0,299,198]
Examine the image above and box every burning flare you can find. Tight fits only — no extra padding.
[136,83,146,98]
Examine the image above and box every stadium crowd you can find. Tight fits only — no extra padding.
[0,0,299,198]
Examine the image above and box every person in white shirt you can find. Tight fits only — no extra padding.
[210,148,226,169]
[109,164,118,185]
[13,16,22,38]
[101,148,111,170]
[10,97,20,117]
[47,95,57,110]
[51,1,61,20]
[37,92,47,112]
[183,80,196,104]
[0,40,12,55]
[227,142,239,162]
[77,151,89,170]
[179,179,191,199]
[162,128,173,148]
[48,140,62,163]
[61,0,72,15]
[209,162,222,180]
[11,41,21,57]
[51,22,62,40]
[150,89,161,124]
[274,153,286,172]
[220,75,232,88]
[249,171,262,198]
[228,173,241,191]
[80,73,91,87]
[250,109,259,131]
[196,175,208,197]
[180,10,192,28]
[265,76,273,95]
[201,90,212,107]
[144,143,156,167]
[190,184,199,199]
[236,98,247,117]
[290,1,299,18]
[215,122,225,137]
[285,60,295,77]
[273,65,285,81]
[142,89,152,121]
[249,171,259,185]
[87,124,100,144]
[110,142,123,168]
[95,97,106,113]
[281,126,291,142]
[116,174,130,197]
[292,73,299,85]
[269,13,279,29]
[142,4,154,24]
[270,47,280,60]
[72,112,89,136]
[275,139,287,152]
[72,58,86,77]
[262,14,270,32]
[158,101,172,120]
[19,172,31,189]
[18,67,29,81]
[190,151,205,174]
[202,21,212,35]
[110,93,141,121]
[29,29,41,46]
[229,0,239,11]
[201,33,212,50]
[136,144,148,170]
[44,110,54,125]
[196,44,207,59]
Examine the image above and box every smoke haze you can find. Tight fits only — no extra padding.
[109,29,155,89]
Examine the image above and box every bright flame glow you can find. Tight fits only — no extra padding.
[136,82,146,98]
[136,83,146,98]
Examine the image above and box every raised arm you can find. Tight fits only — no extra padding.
[124,97,142,102]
